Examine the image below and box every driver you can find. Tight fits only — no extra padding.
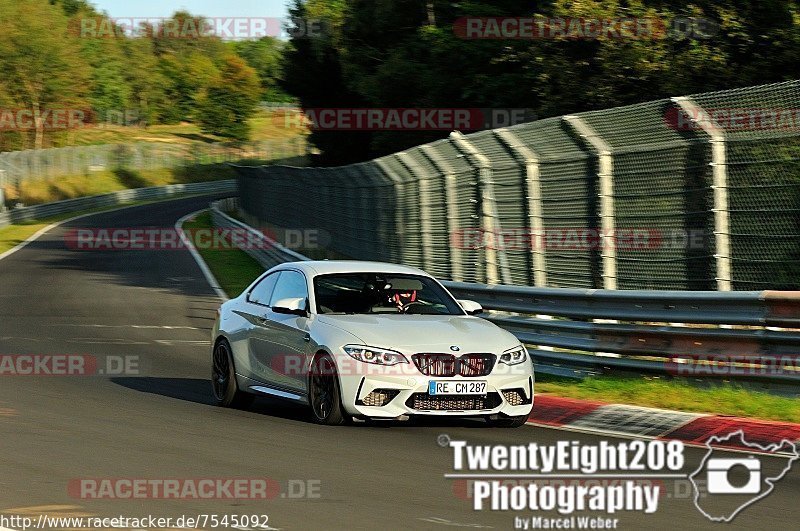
[389,289,417,311]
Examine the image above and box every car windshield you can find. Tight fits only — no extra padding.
[314,273,463,315]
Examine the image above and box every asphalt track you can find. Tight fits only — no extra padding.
[0,195,797,530]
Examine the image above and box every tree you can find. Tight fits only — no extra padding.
[281,0,800,164]
[0,0,91,149]
[151,12,228,124]
[120,35,168,126]
[281,0,372,164]
[233,38,293,102]
[197,55,261,143]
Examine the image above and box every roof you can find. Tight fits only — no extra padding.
[270,260,430,277]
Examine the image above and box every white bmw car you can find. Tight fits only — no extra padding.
[211,261,534,427]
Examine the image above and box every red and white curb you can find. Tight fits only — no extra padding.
[529,395,800,455]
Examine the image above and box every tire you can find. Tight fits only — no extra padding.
[486,414,529,428]
[308,353,348,425]
[212,339,253,409]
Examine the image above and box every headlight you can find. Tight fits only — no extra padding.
[499,345,527,365]
[343,345,408,366]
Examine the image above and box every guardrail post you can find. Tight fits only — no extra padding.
[563,115,617,290]
[672,96,732,291]
[494,128,547,287]
[450,131,510,285]
[420,145,464,282]
[396,152,434,271]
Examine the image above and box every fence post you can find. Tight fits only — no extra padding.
[375,157,410,265]
[494,128,547,287]
[396,151,434,271]
[671,96,732,291]
[418,144,464,282]
[563,115,617,290]
[0,170,6,212]
[450,131,510,285]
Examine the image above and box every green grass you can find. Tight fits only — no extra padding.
[51,109,307,147]
[0,222,53,255]
[181,211,265,298]
[536,374,800,423]
[10,164,238,206]
[8,154,307,207]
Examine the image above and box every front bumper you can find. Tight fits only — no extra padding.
[341,372,534,418]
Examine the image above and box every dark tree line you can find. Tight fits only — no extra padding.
[282,0,800,165]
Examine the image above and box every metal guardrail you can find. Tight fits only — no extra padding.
[441,283,800,382]
[210,198,310,268]
[210,199,800,383]
[440,282,800,328]
[0,180,237,229]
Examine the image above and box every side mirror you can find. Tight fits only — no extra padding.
[458,299,483,315]
[272,297,308,317]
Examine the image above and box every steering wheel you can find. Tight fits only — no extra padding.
[401,301,426,314]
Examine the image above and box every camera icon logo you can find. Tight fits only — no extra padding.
[690,430,799,522]
[706,457,761,494]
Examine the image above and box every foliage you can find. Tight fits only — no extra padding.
[0,2,290,151]
[282,0,800,164]
[197,55,262,143]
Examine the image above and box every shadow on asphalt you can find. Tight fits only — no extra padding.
[110,376,494,429]
[111,376,315,423]
[111,377,216,405]
[28,195,231,305]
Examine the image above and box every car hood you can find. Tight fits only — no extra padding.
[315,314,520,353]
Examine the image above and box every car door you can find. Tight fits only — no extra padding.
[252,270,312,394]
[236,271,280,381]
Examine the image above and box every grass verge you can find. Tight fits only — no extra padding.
[181,211,265,298]
[8,156,308,206]
[31,109,306,148]
[13,165,230,205]
[536,374,800,423]
[177,213,800,424]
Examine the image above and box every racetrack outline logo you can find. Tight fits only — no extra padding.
[689,430,799,522]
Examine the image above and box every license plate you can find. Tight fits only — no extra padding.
[428,380,487,395]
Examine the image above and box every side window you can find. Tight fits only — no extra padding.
[248,273,279,306]
[269,271,308,306]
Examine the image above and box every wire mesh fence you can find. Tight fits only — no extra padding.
[234,80,800,290]
[0,136,309,184]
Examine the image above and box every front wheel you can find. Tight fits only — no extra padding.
[308,354,348,425]
[486,414,529,428]
[212,339,253,409]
